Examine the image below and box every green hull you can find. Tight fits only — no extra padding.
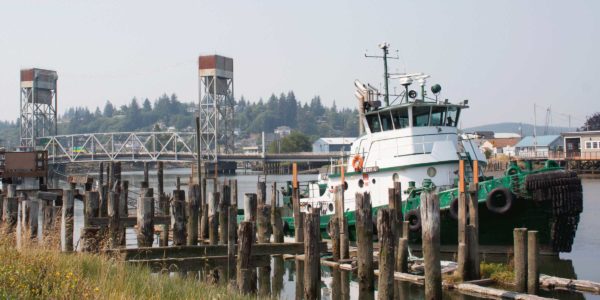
[280,162,582,253]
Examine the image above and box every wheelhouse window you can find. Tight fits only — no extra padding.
[367,114,381,132]
[412,106,431,127]
[430,106,447,126]
[380,112,393,131]
[392,108,409,129]
[446,107,460,127]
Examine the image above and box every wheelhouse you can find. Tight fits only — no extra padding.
[364,102,463,134]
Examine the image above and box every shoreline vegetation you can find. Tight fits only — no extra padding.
[0,234,257,300]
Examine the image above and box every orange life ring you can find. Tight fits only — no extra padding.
[352,154,364,171]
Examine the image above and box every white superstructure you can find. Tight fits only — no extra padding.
[300,73,486,216]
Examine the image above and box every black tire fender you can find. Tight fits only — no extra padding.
[485,187,514,214]
[406,209,421,232]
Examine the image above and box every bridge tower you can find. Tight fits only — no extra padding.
[19,68,58,148]
[198,55,235,162]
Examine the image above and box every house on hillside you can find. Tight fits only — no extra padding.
[515,135,562,158]
[274,126,292,138]
[312,137,356,153]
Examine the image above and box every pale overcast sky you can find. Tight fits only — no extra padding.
[0,0,598,128]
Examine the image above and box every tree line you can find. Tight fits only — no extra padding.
[0,92,360,148]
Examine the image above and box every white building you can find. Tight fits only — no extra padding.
[312,137,356,153]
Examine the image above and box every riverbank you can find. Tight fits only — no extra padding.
[0,238,253,299]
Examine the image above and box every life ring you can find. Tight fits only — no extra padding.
[352,154,364,171]
[485,187,514,214]
[406,209,421,232]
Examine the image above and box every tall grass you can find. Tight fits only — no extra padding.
[0,227,257,299]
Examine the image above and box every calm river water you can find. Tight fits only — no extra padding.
[69,169,600,299]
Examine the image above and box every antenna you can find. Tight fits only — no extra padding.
[365,42,399,107]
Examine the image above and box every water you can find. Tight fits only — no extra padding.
[69,169,600,299]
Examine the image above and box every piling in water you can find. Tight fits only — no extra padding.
[420,189,442,300]
[514,228,528,293]
[303,208,320,300]
[377,208,395,300]
[356,191,374,294]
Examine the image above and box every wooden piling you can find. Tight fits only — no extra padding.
[82,191,100,252]
[420,189,442,300]
[356,191,374,293]
[137,196,154,247]
[28,200,39,241]
[187,184,200,245]
[335,186,349,259]
[457,162,468,281]
[467,180,480,280]
[514,228,528,293]
[143,162,149,184]
[237,221,254,294]
[119,180,128,246]
[227,206,237,284]
[378,208,395,300]
[292,163,303,242]
[243,193,257,237]
[107,191,121,248]
[218,185,230,245]
[397,220,409,273]
[257,204,271,243]
[527,230,539,294]
[200,178,208,240]
[99,162,104,188]
[61,189,74,252]
[271,182,284,243]
[3,197,17,234]
[208,192,219,245]
[170,193,186,246]
[304,209,320,300]
[272,255,284,297]
[328,217,340,261]
[99,185,109,218]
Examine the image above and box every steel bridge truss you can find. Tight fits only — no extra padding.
[41,132,198,163]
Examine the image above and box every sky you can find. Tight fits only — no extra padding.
[0,0,598,128]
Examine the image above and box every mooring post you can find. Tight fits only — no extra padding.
[335,186,349,259]
[356,191,374,294]
[397,220,409,273]
[4,197,17,235]
[61,189,74,252]
[119,180,128,246]
[170,191,186,246]
[528,230,539,294]
[304,208,321,300]
[108,191,121,248]
[187,184,200,245]
[271,182,284,243]
[137,196,154,247]
[378,208,395,300]
[237,221,254,294]
[272,255,284,297]
[82,191,100,252]
[514,228,528,293]
[421,185,442,300]
[208,192,220,245]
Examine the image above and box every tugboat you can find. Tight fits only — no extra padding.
[281,43,582,253]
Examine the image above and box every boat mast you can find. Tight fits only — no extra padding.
[365,42,398,107]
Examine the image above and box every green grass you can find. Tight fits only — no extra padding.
[480,262,515,284]
[0,233,259,299]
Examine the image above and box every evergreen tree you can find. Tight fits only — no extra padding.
[103,101,115,117]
